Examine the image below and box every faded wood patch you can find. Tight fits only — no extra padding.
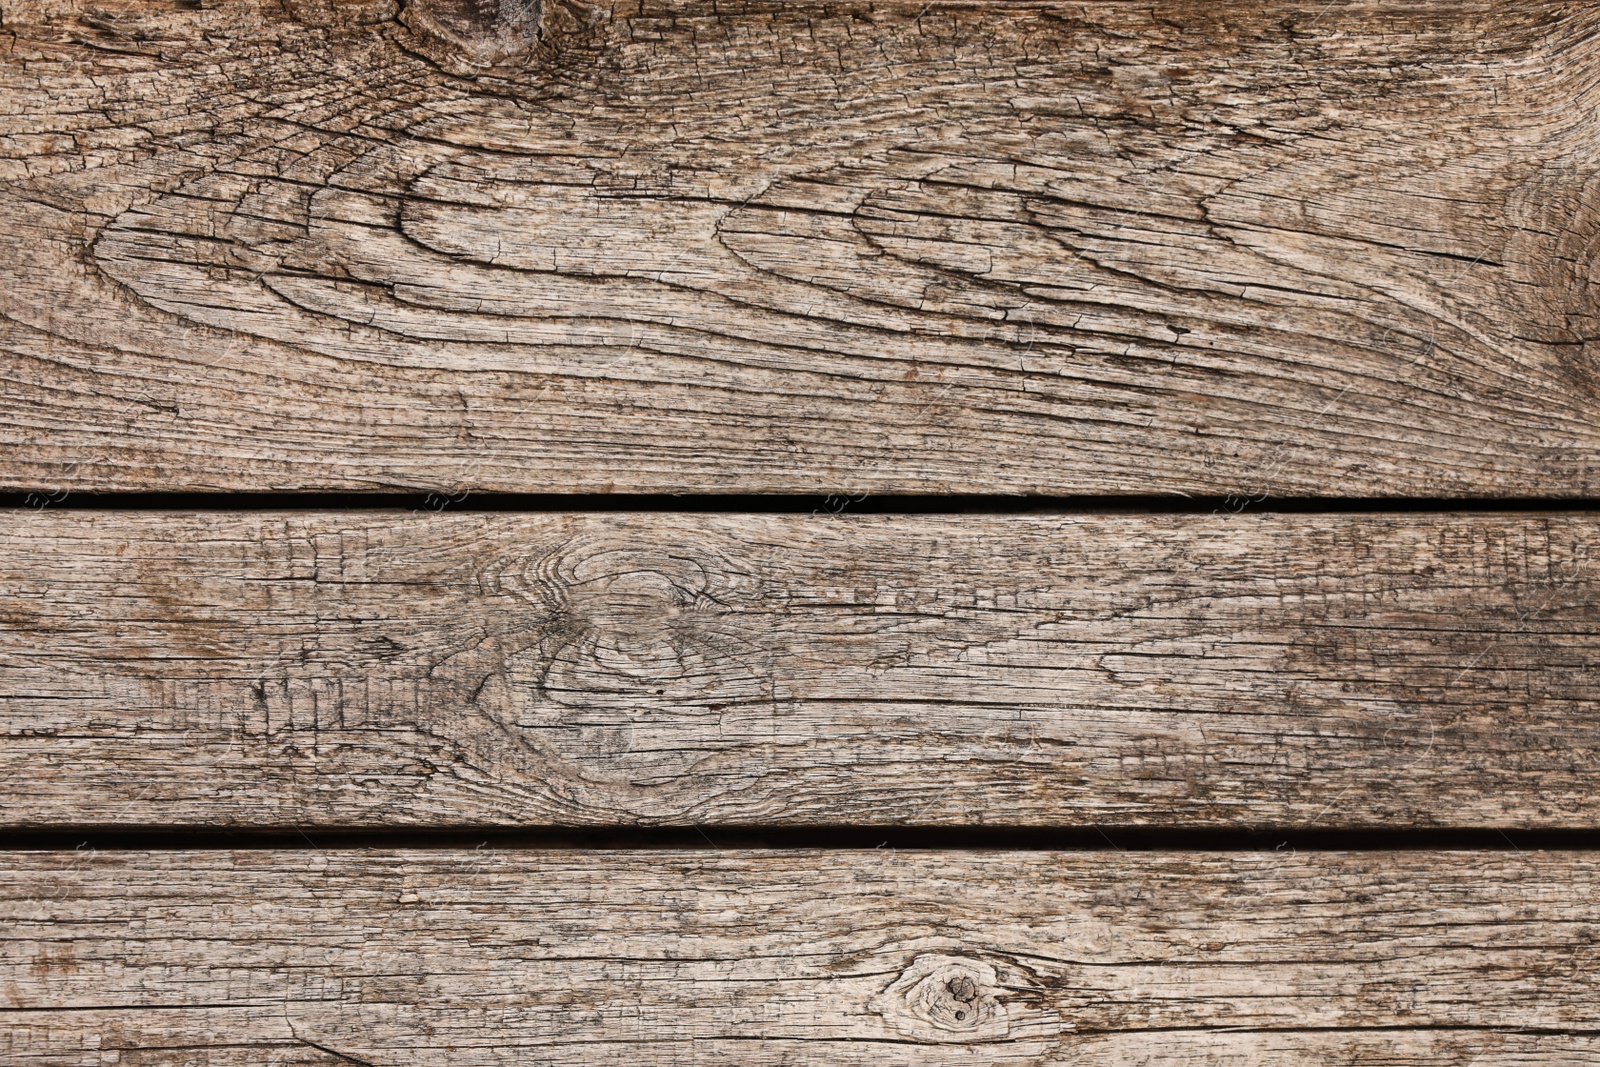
[5,849,1600,1063]
[2,509,1597,828]
[2,0,1599,493]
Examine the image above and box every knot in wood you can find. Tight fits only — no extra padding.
[870,954,1011,1042]
[521,541,745,661]
[946,974,979,1005]
[400,0,546,71]
[485,532,772,780]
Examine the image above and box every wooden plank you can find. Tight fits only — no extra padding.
[4,0,1600,495]
[5,849,1600,1063]
[3,508,1597,828]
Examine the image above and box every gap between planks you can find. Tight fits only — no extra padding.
[10,492,1600,513]
[0,826,1594,852]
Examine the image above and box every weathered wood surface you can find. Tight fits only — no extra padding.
[4,0,1600,495]
[5,849,1600,1064]
[4,508,1598,828]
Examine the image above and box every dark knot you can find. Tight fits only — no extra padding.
[399,0,549,71]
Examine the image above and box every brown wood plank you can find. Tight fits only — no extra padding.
[5,849,1600,1063]
[3,0,1599,494]
[3,508,1597,828]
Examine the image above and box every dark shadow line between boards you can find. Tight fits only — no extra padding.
[4,826,1599,851]
[7,491,1600,514]
[8,492,1594,856]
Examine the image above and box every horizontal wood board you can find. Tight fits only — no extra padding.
[4,508,1598,828]
[3,0,1600,494]
[6,849,1600,1064]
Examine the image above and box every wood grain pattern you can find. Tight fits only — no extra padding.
[6,849,1600,1064]
[4,508,1598,828]
[4,0,1600,494]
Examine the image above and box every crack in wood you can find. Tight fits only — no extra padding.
[3,0,1598,494]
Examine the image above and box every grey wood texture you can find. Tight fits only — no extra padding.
[3,0,1599,494]
[5,849,1600,1064]
[4,508,1596,828]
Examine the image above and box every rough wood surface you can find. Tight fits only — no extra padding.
[4,508,1598,828]
[5,849,1600,1064]
[4,0,1600,495]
